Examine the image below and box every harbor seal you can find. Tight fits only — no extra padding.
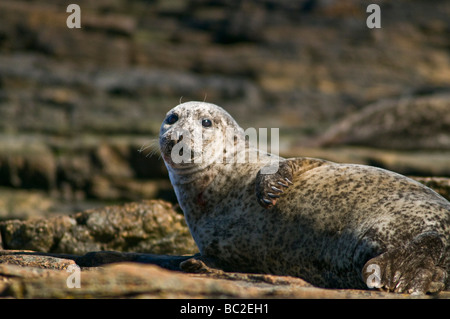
[159,101,450,294]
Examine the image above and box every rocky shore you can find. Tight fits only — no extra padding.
[1,197,450,299]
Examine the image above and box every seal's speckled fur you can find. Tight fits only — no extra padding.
[159,101,450,294]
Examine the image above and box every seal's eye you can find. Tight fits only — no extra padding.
[202,119,212,128]
[166,113,178,125]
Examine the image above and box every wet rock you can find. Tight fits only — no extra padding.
[74,251,193,270]
[0,200,198,255]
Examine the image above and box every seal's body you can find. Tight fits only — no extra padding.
[159,101,450,294]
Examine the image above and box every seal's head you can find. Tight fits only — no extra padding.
[159,101,245,172]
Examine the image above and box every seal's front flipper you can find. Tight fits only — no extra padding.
[255,157,327,209]
[362,232,448,294]
[255,160,294,209]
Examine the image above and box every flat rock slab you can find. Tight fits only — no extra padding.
[0,251,76,270]
[1,250,449,299]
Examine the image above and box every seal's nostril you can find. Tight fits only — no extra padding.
[171,135,183,144]
[171,131,184,144]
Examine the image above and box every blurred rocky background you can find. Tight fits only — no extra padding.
[0,0,449,220]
